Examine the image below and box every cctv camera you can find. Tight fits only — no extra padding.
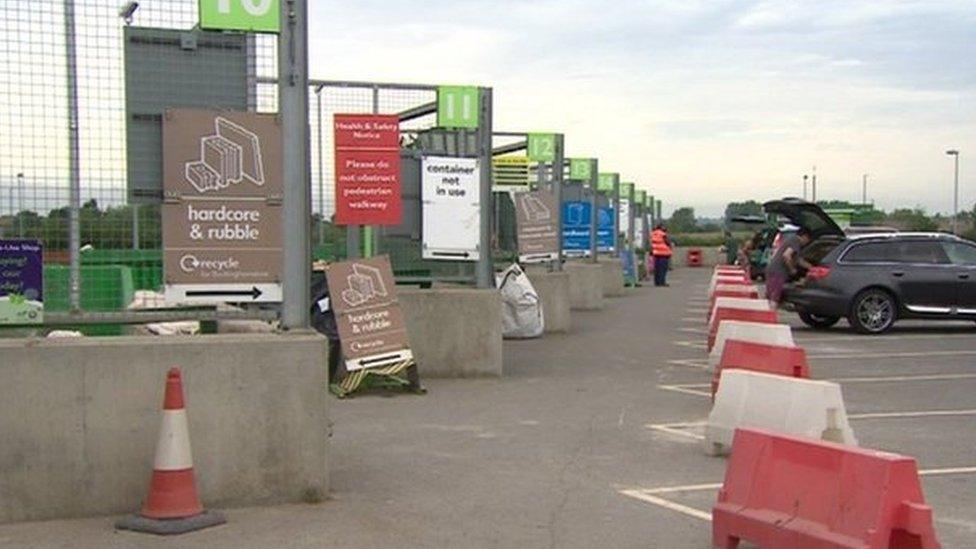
[119,2,139,24]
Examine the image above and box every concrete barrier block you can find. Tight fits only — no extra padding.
[708,275,749,297]
[524,268,571,333]
[708,297,773,324]
[675,246,721,267]
[399,288,503,377]
[563,262,605,311]
[709,320,794,372]
[704,370,857,456]
[599,257,625,298]
[709,282,758,300]
[0,333,329,523]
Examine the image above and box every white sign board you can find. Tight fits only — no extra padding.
[422,156,481,261]
[635,215,645,249]
[618,198,631,233]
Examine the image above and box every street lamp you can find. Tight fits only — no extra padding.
[803,175,809,200]
[946,150,960,234]
[862,174,868,205]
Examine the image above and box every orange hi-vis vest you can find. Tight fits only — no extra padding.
[651,229,672,257]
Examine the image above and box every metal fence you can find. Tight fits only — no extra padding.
[0,0,501,332]
[0,0,280,330]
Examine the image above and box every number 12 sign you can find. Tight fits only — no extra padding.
[527,133,556,163]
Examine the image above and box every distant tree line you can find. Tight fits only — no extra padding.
[667,199,976,241]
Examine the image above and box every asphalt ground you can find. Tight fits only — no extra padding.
[1,267,973,548]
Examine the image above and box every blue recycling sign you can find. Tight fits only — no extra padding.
[562,201,592,255]
[597,206,615,252]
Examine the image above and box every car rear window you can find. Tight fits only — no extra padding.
[842,241,896,262]
[843,240,950,264]
[942,242,976,265]
[895,241,950,264]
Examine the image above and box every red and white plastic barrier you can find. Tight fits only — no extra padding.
[712,339,810,398]
[713,428,940,548]
[704,370,857,456]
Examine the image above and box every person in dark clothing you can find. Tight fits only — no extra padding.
[310,273,340,382]
[764,228,812,306]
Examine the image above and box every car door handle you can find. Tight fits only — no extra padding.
[960,273,971,280]
[892,271,905,278]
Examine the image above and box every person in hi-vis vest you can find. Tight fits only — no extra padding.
[651,224,673,287]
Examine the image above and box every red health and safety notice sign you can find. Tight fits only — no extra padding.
[334,114,401,225]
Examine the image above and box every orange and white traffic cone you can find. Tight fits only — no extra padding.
[116,367,225,535]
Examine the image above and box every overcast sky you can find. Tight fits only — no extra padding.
[309,0,976,217]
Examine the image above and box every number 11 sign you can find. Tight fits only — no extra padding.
[437,86,480,129]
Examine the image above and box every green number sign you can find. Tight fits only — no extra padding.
[597,173,617,192]
[437,86,480,128]
[569,158,593,181]
[621,182,635,198]
[636,190,646,205]
[199,0,280,33]
[527,133,556,163]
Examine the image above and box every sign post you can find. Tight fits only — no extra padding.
[568,158,598,263]
[635,189,647,249]
[597,172,619,253]
[162,109,284,303]
[0,239,43,325]
[618,182,634,251]
[528,133,564,271]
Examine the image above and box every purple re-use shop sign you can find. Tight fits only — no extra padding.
[0,239,43,301]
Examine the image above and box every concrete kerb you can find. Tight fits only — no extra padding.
[524,267,571,333]
[0,333,330,524]
[708,321,795,372]
[704,370,857,456]
[398,288,504,377]
[564,261,605,311]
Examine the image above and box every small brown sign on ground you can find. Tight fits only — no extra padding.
[324,255,414,372]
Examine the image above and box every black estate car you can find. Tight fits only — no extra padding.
[765,199,976,334]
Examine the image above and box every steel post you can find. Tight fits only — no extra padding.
[279,0,311,329]
[476,88,494,288]
[64,0,81,312]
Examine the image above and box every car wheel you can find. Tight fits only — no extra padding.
[799,311,840,329]
[848,289,897,334]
